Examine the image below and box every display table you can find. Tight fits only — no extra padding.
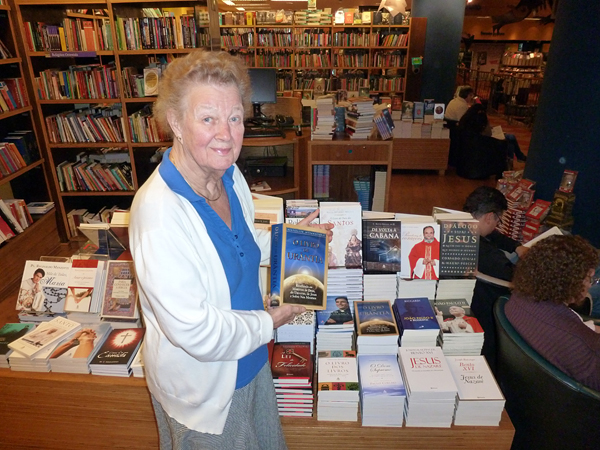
[392,138,451,175]
[0,369,514,450]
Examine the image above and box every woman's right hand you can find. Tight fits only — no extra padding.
[268,304,307,329]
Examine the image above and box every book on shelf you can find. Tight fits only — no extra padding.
[16,260,72,315]
[270,223,328,310]
[100,261,139,320]
[8,317,82,359]
[319,202,363,269]
[26,202,55,215]
[362,219,401,274]
[252,193,283,231]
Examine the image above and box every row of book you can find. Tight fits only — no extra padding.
[121,64,166,98]
[45,104,126,144]
[0,198,36,245]
[0,129,39,173]
[66,205,126,237]
[0,38,12,59]
[56,155,133,193]
[34,63,119,101]
[0,79,29,112]
[1,319,144,377]
[128,105,170,143]
[23,18,113,53]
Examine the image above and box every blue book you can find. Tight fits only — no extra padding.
[358,354,406,398]
[270,223,328,310]
[393,297,440,332]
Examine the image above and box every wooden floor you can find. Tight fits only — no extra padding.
[388,112,530,214]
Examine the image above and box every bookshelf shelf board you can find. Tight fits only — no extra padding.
[0,106,33,121]
[38,98,121,104]
[131,142,172,147]
[371,25,409,28]
[65,12,107,19]
[116,48,197,55]
[16,0,104,5]
[49,142,128,148]
[0,5,10,11]
[0,159,45,187]
[0,57,21,66]
[123,97,157,103]
[60,190,135,196]
[27,50,115,57]
[371,46,408,50]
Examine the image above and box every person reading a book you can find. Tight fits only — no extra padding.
[463,186,529,373]
[458,103,527,163]
[408,226,440,280]
[17,268,45,312]
[326,297,353,325]
[506,235,600,390]
[129,50,333,450]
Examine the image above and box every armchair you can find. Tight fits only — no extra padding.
[493,297,600,450]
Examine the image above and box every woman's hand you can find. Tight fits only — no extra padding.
[298,209,334,243]
[268,304,307,329]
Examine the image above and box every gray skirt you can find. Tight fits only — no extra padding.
[151,362,287,450]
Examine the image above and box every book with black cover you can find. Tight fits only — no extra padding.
[362,219,401,274]
[438,219,479,278]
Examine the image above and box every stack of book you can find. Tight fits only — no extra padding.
[363,274,398,301]
[49,323,112,374]
[8,343,55,372]
[362,218,401,275]
[64,258,107,322]
[0,199,33,244]
[358,354,406,427]
[446,355,505,426]
[0,323,35,368]
[284,199,319,225]
[522,199,552,243]
[499,179,536,241]
[398,346,458,427]
[345,97,374,139]
[354,300,399,355]
[276,311,316,354]
[320,201,363,270]
[393,297,441,348]
[317,351,359,421]
[435,279,476,305]
[315,296,355,353]
[26,202,55,215]
[396,278,437,301]
[130,342,145,378]
[431,299,484,356]
[311,95,335,140]
[326,268,363,305]
[271,342,314,417]
[100,261,142,329]
[89,328,145,377]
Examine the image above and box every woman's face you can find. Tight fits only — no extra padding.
[176,83,245,174]
[578,268,597,304]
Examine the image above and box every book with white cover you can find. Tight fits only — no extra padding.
[319,202,362,269]
[523,226,563,248]
[15,260,71,314]
[445,355,504,402]
[64,259,104,313]
[400,222,440,279]
[317,354,359,401]
[8,317,82,359]
[397,347,457,400]
[358,354,406,399]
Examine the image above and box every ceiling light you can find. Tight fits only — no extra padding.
[236,7,246,10]
[223,0,234,5]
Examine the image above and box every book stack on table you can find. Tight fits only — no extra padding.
[317,352,359,422]
[49,323,112,374]
[271,342,314,417]
[89,328,145,377]
[393,297,441,348]
[276,311,316,355]
[398,346,458,427]
[354,300,399,356]
[363,274,398,301]
[431,298,484,356]
[0,323,35,368]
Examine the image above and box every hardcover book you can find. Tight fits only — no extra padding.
[100,261,139,319]
[354,300,399,342]
[8,317,82,359]
[16,260,71,314]
[362,219,401,274]
[438,219,479,278]
[319,202,363,269]
[271,342,313,381]
[270,223,328,310]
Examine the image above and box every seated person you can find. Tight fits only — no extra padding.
[445,86,475,122]
[506,235,600,391]
[463,186,529,373]
[458,104,527,162]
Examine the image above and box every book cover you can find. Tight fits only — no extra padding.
[8,317,81,358]
[317,354,359,392]
[438,219,479,278]
[362,219,401,274]
[354,300,399,338]
[100,261,138,319]
[271,342,313,380]
[50,323,112,362]
[316,295,354,326]
[89,328,145,366]
[15,261,71,314]
[270,223,328,310]
[319,202,363,269]
[400,222,440,280]
[445,355,505,401]
[358,353,406,397]
[64,259,102,313]
[397,346,457,396]
[0,323,35,356]
[393,297,439,332]
[431,298,483,334]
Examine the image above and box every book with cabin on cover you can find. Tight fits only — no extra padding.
[16,261,71,314]
[270,223,328,310]
[100,261,138,319]
[319,202,363,269]
[354,300,399,341]
[362,219,401,274]
[438,219,479,278]
[271,342,313,381]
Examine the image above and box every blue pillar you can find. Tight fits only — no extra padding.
[523,0,600,246]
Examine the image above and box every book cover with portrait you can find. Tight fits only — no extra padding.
[319,202,362,269]
[270,223,328,310]
[15,260,71,314]
[399,222,440,280]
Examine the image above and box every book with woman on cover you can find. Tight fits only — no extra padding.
[270,223,328,310]
[319,202,362,269]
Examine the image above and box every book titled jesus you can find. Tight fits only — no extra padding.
[438,219,479,278]
[270,223,328,310]
[362,219,401,274]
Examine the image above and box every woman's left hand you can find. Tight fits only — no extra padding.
[298,209,334,243]
[268,304,307,329]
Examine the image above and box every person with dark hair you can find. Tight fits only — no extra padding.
[458,103,527,162]
[326,297,353,325]
[463,186,529,373]
[445,86,475,121]
[17,268,45,312]
[506,235,600,390]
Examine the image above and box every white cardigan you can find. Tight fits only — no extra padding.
[129,163,273,434]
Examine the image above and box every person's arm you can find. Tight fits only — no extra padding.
[478,234,519,281]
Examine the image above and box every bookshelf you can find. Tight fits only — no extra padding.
[0,0,60,295]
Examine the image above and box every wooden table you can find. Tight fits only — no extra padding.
[0,368,514,450]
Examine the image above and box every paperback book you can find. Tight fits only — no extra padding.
[438,219,479,278]
[354,300,399,345]
[271,342,313,381]
[16,260,71,315]
[400,222,440,280]
[8,317,82,359]
[89,327,145,376]
[0,323,35,367]
[362,219,401,274]
[270,223,328,310]
[319,202,363,269]
[100,261,139,319]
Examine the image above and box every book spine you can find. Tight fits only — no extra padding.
[270,223,284,300]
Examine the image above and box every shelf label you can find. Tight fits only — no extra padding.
[47,51,97,58]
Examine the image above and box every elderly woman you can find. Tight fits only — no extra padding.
[506,235,600,391]
[129,50,331,449]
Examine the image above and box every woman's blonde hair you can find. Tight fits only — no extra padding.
[153,50,251,137]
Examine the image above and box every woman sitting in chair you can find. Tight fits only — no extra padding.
[506,235,600,391]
